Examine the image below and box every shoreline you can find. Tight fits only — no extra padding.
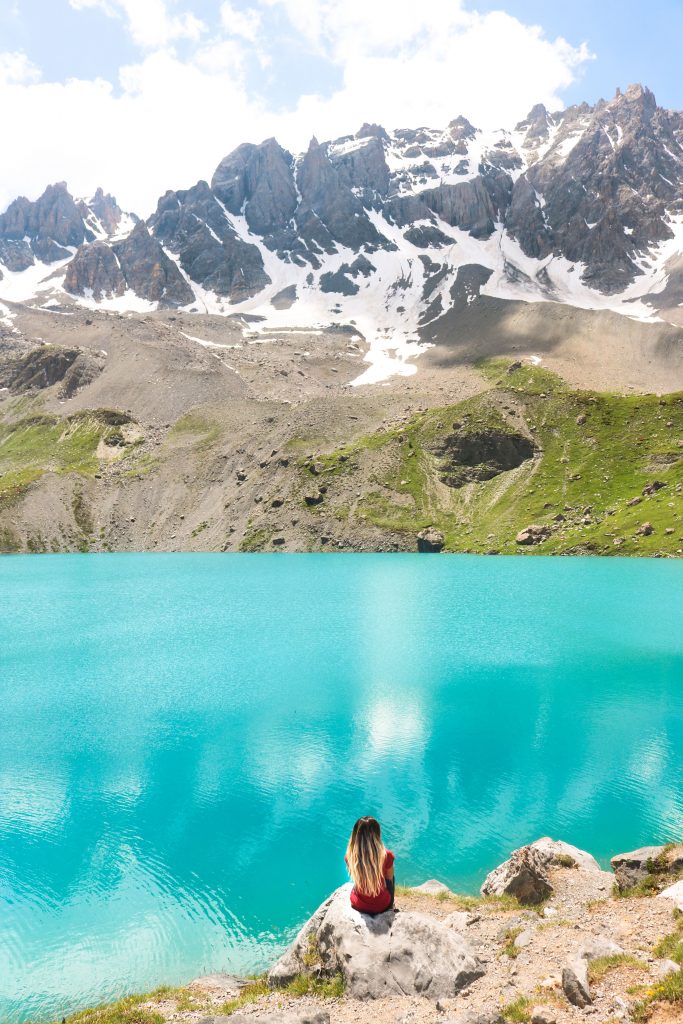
[23,837,683,1024]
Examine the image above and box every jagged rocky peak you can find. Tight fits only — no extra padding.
[211,138,298,237]
[328,128,392,203]
[448,115,477,143]
[0,181,91,265]
[82,187,126,236]
[296,135,386,253]
[508,82,683,293]
[356,122,389,141]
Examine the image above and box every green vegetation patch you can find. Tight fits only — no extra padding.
[57,987,174,1024]
[0,410,134,508]
[653,915,683,964]
[501,995,532,1022]
[500,927,524,958]
[168,412,222,450]
[588,954,645,982]
[300,360,683,556]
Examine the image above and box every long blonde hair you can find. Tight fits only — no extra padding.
[346,816,387,897]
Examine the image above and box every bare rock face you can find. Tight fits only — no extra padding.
[420,178,498,238]
[149,180,269,301]
[0,345,103,397]
[510,84,683,293]
[429,428,536,489]
[480,846,553,904]
[296,137,387,255]
[268,884,483,999]
[212,138,299,239]
[65,241,126,300]
[611,844,683,891]
[112,222,195,307]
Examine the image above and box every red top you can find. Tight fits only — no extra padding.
[348,850,395,913]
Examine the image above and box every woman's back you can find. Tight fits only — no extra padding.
[345,816,395,915]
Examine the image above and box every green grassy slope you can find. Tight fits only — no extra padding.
[303,361,683,556]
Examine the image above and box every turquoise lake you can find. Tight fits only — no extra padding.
[1,553,682,1022]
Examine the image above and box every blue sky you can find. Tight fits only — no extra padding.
[474,0,683,111]
[0,1,679,213]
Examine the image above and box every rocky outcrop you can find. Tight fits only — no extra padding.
[612,843,683,891]
[417,527,445,553]
[481,845,553,904]
[64,241,126,300]
[430,428,537,489]
[0,345,103,397]
[658,879,683,910]
[268,884,483,999]
[112,223,195,307]
[211,139,299,241]
[296,138,387,255]
[516,525,551,546]
[149,181,268,301]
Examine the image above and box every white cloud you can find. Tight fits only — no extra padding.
[220,1,262,43]
[0,1,592,216]
[69,0,206,49]
[0,50,41,84]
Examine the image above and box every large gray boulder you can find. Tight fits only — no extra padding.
[269,884,483,999]
[530,837,602,873]
[611,844,683,891]
[480,845,553,904]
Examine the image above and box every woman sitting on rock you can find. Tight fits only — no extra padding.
[345,816,395,914]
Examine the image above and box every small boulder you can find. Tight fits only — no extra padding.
[304,492,324,506]
[657,879,683,910]
[188,974,246,999]
[627,496,642,506]
[530,1008,557,1024]
[654,959,681,979]
[576,414,587,425]
[417,527,445,553]
[642,480,667,496]
[578,936,624,960]
[516,524,550,546]
[562,957,591,1008]
[481,845,553,904]
[636,522,654,536]
[412,879,453,895]
[514,928,534,949]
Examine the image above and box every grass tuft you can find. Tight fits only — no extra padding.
[501,995,532,1022]
[588,954,645,982]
